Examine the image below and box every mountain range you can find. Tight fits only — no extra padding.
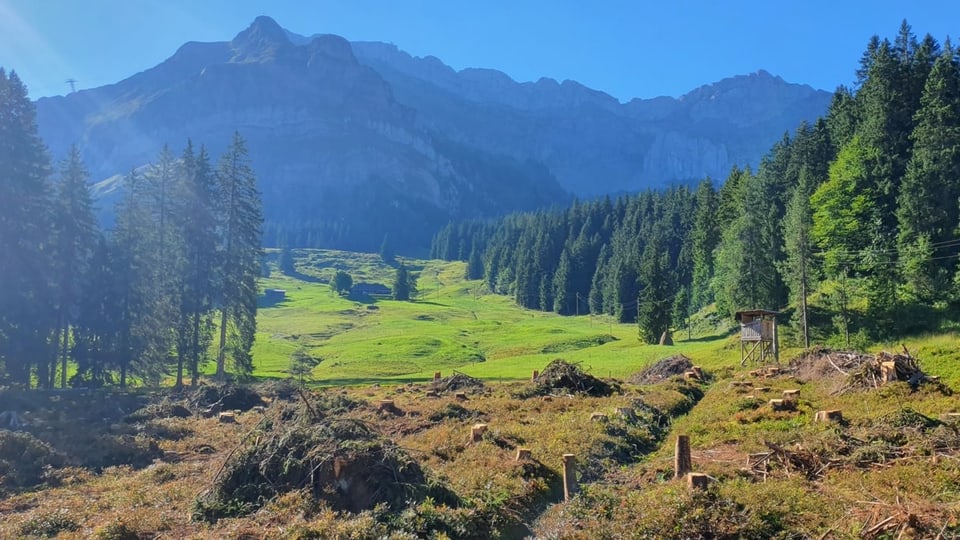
[34,16,832,252]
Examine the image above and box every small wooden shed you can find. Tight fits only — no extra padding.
[735,309,779,365]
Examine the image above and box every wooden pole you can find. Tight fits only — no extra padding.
[675,435,692,479]
[562,454,578,501]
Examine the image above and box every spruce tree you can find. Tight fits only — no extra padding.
[214,133,263,379]
[690,179,719,310]
[51,145,97,387]
[0,69,55,386]
[175,142,219,387]
[897,44,960,301]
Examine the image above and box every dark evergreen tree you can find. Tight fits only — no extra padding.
[465,246,484,280]
[0,69,55,387]
[175,142,218,387]
[333,270,353,295]
[690,179,719,310]
[637,234,673,344]
[214,133,263,379]
[897,43,960,301]
[51,145,97,387]
[393,264,417,301]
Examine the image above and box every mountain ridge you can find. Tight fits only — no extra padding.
[34,15,832,251]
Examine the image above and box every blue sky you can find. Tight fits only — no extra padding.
[1,0,957,102]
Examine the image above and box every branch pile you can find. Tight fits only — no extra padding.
[195,404,428,522]
[789,348,940,394]
[629,355,695,385]
[432,371,485,393]
[532,359,617,397]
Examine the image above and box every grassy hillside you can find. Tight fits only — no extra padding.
[251,249,742,384]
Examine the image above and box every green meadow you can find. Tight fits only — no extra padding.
[249,249,750,385]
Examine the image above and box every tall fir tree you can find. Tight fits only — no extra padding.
[214,133,263,379]
[175,142,219,386]
[51,145,97,387]
[897,43,960,301]
[690,179,719,310]
[0,69,56,387]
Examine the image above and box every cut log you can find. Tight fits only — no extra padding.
[754,387,770,393]
[674,435,692,479]
[515,448,532,461]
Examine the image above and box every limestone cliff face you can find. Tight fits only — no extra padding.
[351,42,831,193]
[36,16,830,251]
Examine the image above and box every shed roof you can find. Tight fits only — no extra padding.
[734,309,779,321]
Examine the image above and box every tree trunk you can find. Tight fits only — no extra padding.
[216,308,228,380]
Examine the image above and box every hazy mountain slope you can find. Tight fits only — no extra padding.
[349,41,832,193]
[36,17,568,252]
[35,16,831,251]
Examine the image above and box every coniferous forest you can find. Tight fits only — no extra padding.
[432,23,960,347]
[0,68,263,389]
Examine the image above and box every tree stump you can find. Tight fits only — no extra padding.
[782,389,800,399]
[433,371,442,382]
[542,396,553,402]
[424,390,438,398]
[684,370,700,381]
[471,423,488,443]
[218,412,236,424]
[755,387,770,393]
[659,331,673,346]
[377,400,397,413]
[769,399,796,412]
[589,412,608,422]
[532,370,539,381]
[691,366,704,379]
[562,454,578,501]
[455,392,468,401]
[815,410,843,423]
[688,472,710,490]
[674,435,692,479]
[515,448,532,461]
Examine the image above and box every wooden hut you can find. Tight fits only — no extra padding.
[735,309,779,365]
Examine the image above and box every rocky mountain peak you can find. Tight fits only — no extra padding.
[230,15,292,62]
